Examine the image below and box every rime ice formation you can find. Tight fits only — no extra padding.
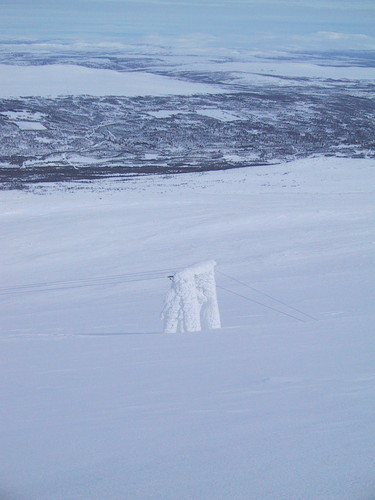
[161,261,221,333]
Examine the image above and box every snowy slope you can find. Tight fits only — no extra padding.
[1,157,375,499]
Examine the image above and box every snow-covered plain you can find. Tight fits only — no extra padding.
[2,56,375,101]
[13,121,47,131]
[0,64,221,98]
[196,60,375,81]
[1,157,375,499]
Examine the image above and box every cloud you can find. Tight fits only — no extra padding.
[128,30,375,53]
[316,31,371,41]
[2,0,375,53]
[255,30,375,51]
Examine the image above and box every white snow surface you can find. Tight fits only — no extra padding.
[185,60,375,82]
[14,121,47,130]
[1,157,375,499]
[1,111,46,121]
[0,64,222,97]
[1,110,47,129]
[195,108,243,121]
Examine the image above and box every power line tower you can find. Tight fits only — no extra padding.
[161,261,221,333]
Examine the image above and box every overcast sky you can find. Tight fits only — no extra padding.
[1,0,374,51]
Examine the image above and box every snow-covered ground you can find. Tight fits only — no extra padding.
[188,60,375,81]
[2,56,375,101]
[1,157,375,499]
[0,110,47,130]
[0,64,222,98]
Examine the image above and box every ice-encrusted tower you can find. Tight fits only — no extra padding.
[161,261,221,333]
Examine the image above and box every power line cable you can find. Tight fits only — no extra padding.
[0,276,166,296]
[217,270,316,320]
[217,284,305,323]
[0,267,178,293]
[0,270,177,296]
